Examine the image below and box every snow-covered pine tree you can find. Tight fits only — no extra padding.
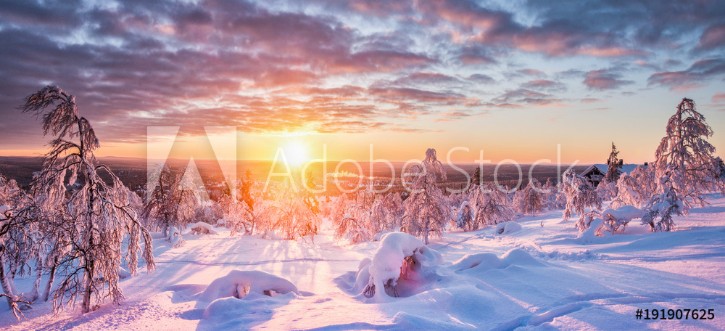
[240,169,255,212]
[653,98,719,210]
[605,142,622,182]
[471,167,482,186]
[561,169,602,231]
[22,86,154,313]
[401,148,450,244]
[468,183,514,230]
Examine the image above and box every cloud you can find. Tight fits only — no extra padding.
[392,72,463,86]
[467,74,496,84]
[492,89,562,106]
[521,79,566,92]
[696,23,725,51]
[583,69,634,90]
[516,69,547,78]
[0,0,724,149]
[713,92,725,103]
[648,58,725,90]
[416,0,647,58]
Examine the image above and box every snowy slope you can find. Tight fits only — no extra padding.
[2,194,725,330]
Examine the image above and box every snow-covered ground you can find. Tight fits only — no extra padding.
[2,194,725,330]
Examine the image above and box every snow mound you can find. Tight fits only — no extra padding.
[578,218,604,243]
[451,248,543,272]
[496,221,522,234]
[357,232,442,299]
[602,205,644,221]
[599,205,645,234]
[199,270,298,302]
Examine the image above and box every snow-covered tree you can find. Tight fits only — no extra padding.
[239,169,255,212]
[641,171,682,232]
[561,169,602,231]
[654,98,719,210]
[274,188,319,241]
[22,86,154,313]
[455,200,473,230]
[334,196,373,243]
[513,179,545,216]
[543,178,565,210]
[218,193,253,235]
[605,142,622,183]
[369,192,403,234]
[716,157,725,193]
[471,167,482,186]
[595,179,618,201]
[467,183,514,230]
[613,165,656,208]
[143,165,198,239]
[0,174,37,318]
[401,148,450,244]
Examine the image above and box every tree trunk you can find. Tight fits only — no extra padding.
[29,260,43,302]
[423,218,429,245]
[0,253,17,309]
[82,259,94,313]
[44,257,57,302]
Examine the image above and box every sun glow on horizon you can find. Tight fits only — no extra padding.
[281,140,310,167]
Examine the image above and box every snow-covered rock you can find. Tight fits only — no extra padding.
[199,270,298,302]
[187,221,218,235]
[496,221,522,235]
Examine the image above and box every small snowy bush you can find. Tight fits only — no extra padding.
[358,232,442,299]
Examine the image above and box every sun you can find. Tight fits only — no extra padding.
[282,140,310,167]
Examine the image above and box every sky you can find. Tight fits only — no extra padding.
[0,0,724,164]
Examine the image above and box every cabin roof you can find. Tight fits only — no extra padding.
[580,164,640,177]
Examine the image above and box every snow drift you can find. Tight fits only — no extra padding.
[451,248,544,272]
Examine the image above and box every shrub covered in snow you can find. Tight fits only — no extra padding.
[357,232,442,300]
[641,172,683,232]
[599,205,644,234]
